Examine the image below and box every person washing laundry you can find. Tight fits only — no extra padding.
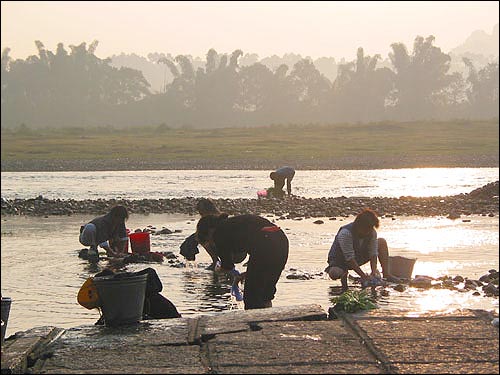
[325,208,401,291]
[79,205,129,263]
[269,166,295,197]
[196,213,289,310]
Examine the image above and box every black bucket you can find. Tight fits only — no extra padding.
[93,273,147,327]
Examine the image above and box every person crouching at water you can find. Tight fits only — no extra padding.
[196,213,289,309]
[325,208,401,291]
[270,166,295,197]
[79,205,129,262]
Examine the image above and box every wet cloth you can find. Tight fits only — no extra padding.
[180,233,199,261]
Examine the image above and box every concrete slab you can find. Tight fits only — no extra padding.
[2,307,497,374]
[392,362,500,374]
[41,345,205,374]
[1,326,63,374]
[373,338,499,363]
[205,321,382,373]
[199,304,327,339]
[356,319,499,339]
[46,318,190,349]
[216,363,384,374]
[39,319,206,374]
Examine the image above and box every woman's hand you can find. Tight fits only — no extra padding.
[370,269,381,278]
[214,262,223,273]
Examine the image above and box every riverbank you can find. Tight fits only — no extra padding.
[1,154,499,172]
[1,181,498,218]
[2,120,498,172]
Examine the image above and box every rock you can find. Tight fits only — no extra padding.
[78,248,89,259]
[483,283,499,296]
[1,181,498,218]
[453,275,464,282]
[313,220,324,224]
[153,228,173,235]
[442,279,456,289]
[393,284,406,292]
[410,278,432,289]
[286,272,311,280]
[464,279,479,289]
[479,274,492,283]
[162,251,177,259]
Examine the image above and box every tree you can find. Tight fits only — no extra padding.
[286,59,331,122]
[463,59,499,119]
[389,35,454,120]
[331,47,394,122]
[1,40,151,127]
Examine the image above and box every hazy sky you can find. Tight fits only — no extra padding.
[1,1,498,61]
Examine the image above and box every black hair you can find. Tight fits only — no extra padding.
[109,205,129,221]
[196,213,228,243]
[196,198,219,215]
[353,208,379,231]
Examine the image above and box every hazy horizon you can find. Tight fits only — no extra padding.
[1,1,499,61]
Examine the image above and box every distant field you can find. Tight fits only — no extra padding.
[1,120,498,170]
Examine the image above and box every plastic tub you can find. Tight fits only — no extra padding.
[257,189,268,198]
[93,273,147,326]
[1,297,12,344]
[129,232,151,254]
[389,256,417,279]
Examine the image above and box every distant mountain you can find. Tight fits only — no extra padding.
[451,23,499,57]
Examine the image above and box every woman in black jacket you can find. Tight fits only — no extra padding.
[196,213,289,310]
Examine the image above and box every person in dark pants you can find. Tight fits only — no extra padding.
[79,205,129,263]
[325,208,401,291]
[270,166,295,197]
[196,214,289,309]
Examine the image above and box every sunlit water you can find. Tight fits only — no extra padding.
[1,168,499,337]
[1,213,498,337]
[1,168,498,200]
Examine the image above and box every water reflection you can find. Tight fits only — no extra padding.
[1,168,497,200]
[181,265,234,313]
[327,282,499,317]
[1,213,498,336]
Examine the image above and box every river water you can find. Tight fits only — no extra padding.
[1,168,499,337]
[1,168,498,200]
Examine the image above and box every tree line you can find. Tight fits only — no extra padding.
[1,36,498,129]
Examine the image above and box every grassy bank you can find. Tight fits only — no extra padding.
[1,120,498,170]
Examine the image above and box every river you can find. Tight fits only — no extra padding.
[1,168,498,337]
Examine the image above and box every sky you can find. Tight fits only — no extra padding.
[1,1,498,61]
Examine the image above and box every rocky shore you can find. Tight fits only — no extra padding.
[1,181,498,218]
